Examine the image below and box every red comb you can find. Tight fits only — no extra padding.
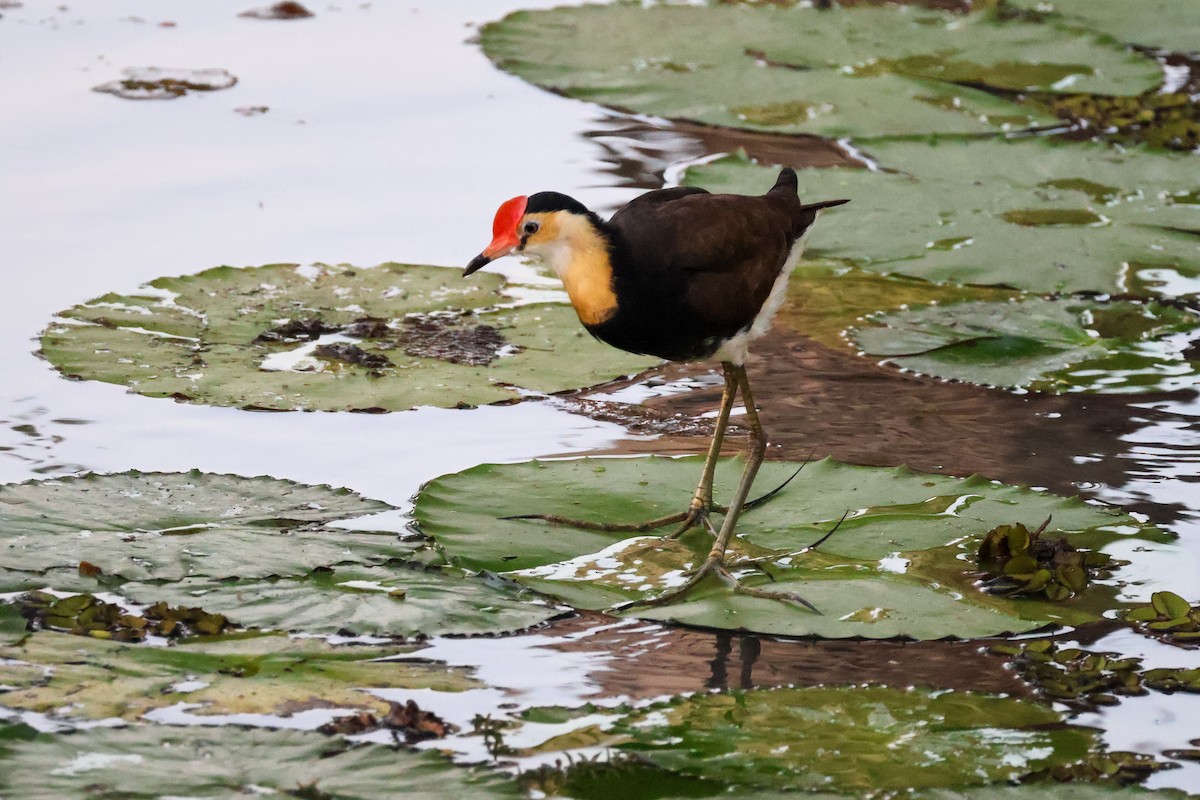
[493,195,528,239]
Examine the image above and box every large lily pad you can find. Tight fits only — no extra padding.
[686,139,1200,297]
[0,725,521,799]
[414,457,1172,638]
[479,3,1161,139]
[121,563,558,638]
[1009,0,1200,53]
[0,630,471,721]
[0,471,404,582]
[852,296,1200,393]
[39,263,655,411]
[609,686,1095,792]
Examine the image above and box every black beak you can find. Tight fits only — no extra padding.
[463,254,490,277]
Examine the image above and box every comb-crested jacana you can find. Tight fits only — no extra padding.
[465,168,847,610]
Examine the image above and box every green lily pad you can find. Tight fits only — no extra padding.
[480,3,1161,139]
[0,629,473,721]
[414,457,1171,638]
[121,563,558,638]
[0,471,405,582]
[1009,0,1200,53]
[851,296,1200,393]
[0,602,28,645]
[685,139,1200,296]
[39,263,655,411]
[0,725,521,799]
[610,687,1095,792]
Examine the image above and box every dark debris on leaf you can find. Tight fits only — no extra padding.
[17,591,236,642]
[397,316,518,367]
[313,343,393,370]
[343,316,392,339]
[253,318,340,344]
[318,700,455,744]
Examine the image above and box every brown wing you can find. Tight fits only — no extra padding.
[609,188,801,329]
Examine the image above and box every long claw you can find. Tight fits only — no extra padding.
[732,582,822,615]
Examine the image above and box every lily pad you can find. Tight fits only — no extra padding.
[685,139,1200,296]
[610,686,1095,792]
[0,725,521,799]
[121,564,559,638]
[1009,0,1200,53]
[851,296,1200,393]
[39,263,655,411]
[480,3,1161,138]
[0,471,405,582]
[0,629,473,721]
[414,457,1171,638]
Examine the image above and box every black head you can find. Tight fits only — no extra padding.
[525,191,591,216]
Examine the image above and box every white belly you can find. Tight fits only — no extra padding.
[708,221,815,366]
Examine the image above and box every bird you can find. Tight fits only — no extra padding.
[464,168,848,610]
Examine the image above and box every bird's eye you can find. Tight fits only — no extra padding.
[522,221,540,236]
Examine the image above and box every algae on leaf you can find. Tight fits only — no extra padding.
[121,563,558,638]
[686,140,1200,297]
[480,3,1161,139]
[0,725,522,799]
[414,457,1172,638]
[39,262,655,411]
[610,686,1095,792]
[0,471,405,582]
[852,296,1200,394]
[0,630,470,721]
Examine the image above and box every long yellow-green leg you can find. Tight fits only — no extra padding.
[615,364,819,614]
[667,363,739,539]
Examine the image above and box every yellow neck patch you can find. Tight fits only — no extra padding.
[528,212,618,326]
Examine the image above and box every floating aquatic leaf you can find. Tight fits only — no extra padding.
[686,140,1200,297]
[0,725,521,799]
[39,263,655,412]
[481,4,1161,138]
[852,296,1200,394]
[1035,91,1200,152]
[0,629,473,721]
[992,639,1146,710]
[121,563,558,638]
[977,519,1115,599]
[609,687,1095,792]
[1123,591,1200,646]
[1008,0,1200,53]
[414,457,1171,638]
[1024,751,1178,786]
[0,471,404,582]
[92,67,238,100]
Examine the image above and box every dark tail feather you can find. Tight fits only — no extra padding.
[802,198,850,211]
